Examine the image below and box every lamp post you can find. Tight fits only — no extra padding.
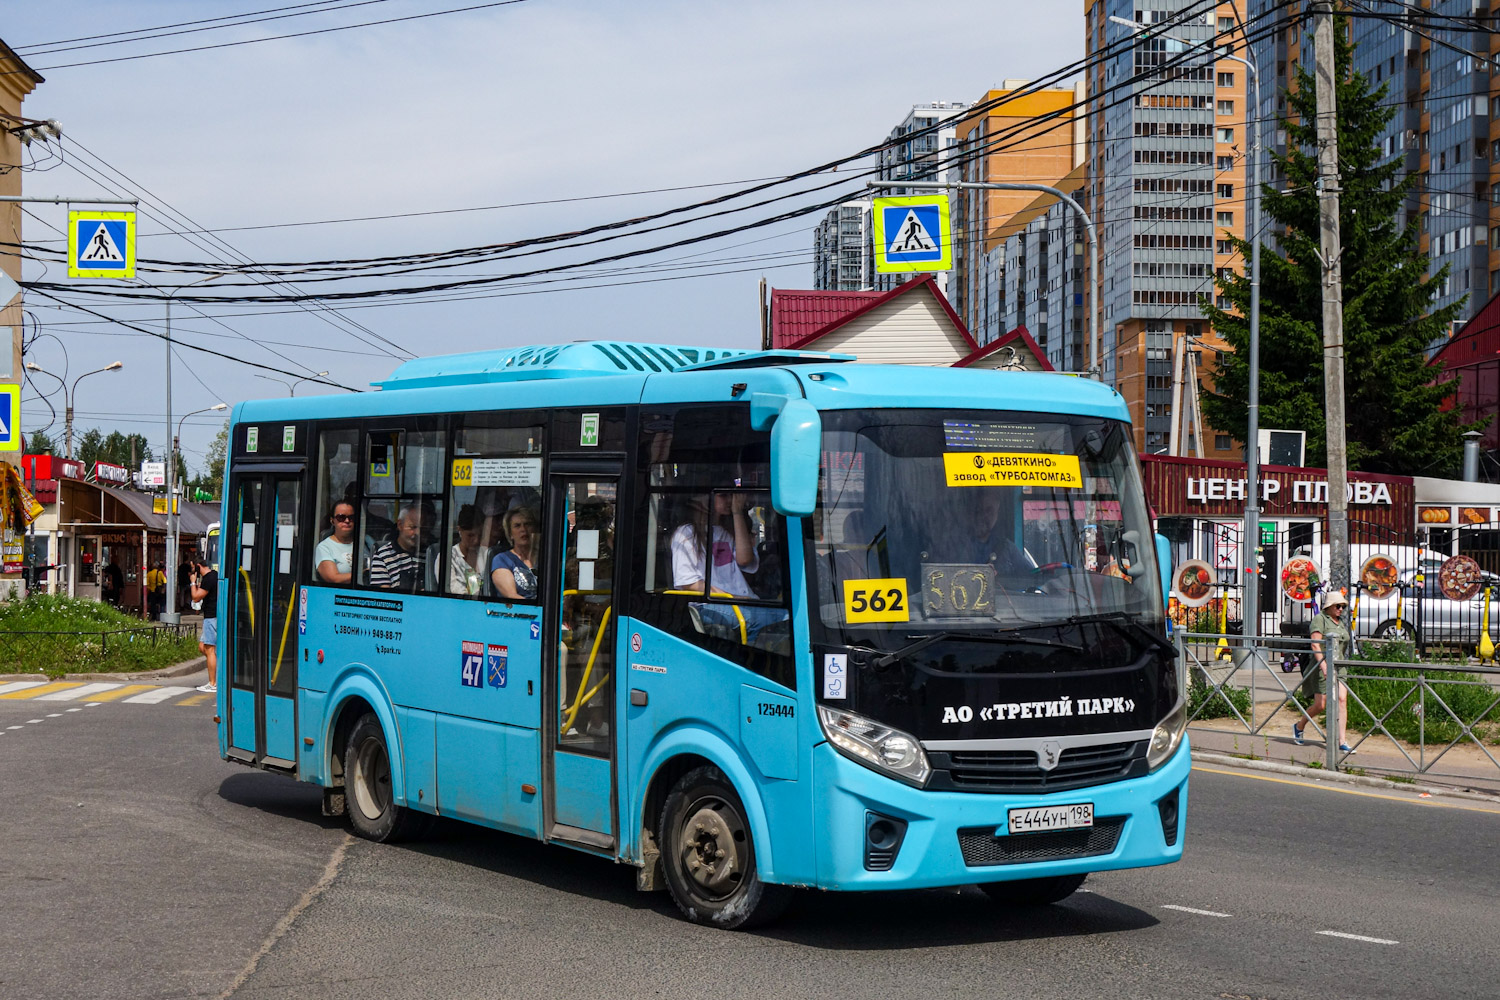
[26,360,124,460]
[251,370,329,396]
[163,273,229,626]
[1110,15,1264,638]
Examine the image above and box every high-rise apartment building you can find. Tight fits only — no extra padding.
[811,103,969,294]
[950,83,1088,348]
[998,166,1092,373]
[812,201,873,291]
[1085,1,1248,457]
[1247,1,1499,333]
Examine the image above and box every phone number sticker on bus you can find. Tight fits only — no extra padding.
[843,578,909,623]
[941,452,1082,488]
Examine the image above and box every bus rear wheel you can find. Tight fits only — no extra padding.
[658,765,790,929]
[978,873,1087,906]
[344,713,431,843]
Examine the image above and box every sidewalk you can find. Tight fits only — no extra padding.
[1189,705,1500,798]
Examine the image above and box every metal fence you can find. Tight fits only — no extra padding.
[1181,630,1500,786]
[0,624,197,675]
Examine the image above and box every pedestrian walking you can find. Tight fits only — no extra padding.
[145,561,167,620]
[100,561,123,606]
[1295,589,1356,753]
[190,556,219,694]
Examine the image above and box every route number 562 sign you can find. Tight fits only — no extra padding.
[843,578,910,624]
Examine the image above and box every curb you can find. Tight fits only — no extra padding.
[0,655,207,684]
[1191,749,1500,804]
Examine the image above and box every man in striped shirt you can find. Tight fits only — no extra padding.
[368,504,425,590]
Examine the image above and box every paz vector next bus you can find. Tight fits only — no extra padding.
[213,342,1187,929]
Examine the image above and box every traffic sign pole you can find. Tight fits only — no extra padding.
[869,180,1100,380]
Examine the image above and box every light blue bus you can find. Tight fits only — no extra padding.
[214,342,1188,928]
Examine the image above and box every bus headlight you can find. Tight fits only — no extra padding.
[1147,700,1188,771]
[817,705,931,788]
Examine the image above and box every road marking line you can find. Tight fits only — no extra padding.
[85,684,159,703]
[26,719,43,724]
[1191,765,1500,815]
[36,682,123,701]
[1318,930,1399,945]
[45,713,61,718]
[0,680,48,695]
[122,685,192,705]
[6,725,22,730]
[65,708,82,713]
[0,681,82,700]
[1162,904,1233,917]
[176,693,213,707]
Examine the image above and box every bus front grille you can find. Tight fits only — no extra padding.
[957,817,1125,867]
[927,740,1146,794]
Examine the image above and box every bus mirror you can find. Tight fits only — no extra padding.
[770,398,821,517]
[1155,533,1171,605]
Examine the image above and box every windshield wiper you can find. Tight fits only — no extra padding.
[1017,611,1176,656]
[872,629,1082,668]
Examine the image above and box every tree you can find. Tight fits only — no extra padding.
[189,421,228,500]
[26,429,57,456]
[1200,18,1474,477]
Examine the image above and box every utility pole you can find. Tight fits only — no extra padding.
[1312,1,1349,767]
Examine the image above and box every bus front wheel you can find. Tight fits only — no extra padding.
[978,873,1087,906]
[344,713,431,843]
[658,765,790,929]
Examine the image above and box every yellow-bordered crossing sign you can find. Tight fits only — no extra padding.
[68,211,136,279]
[873,194,952,273]
[0,382,19,452]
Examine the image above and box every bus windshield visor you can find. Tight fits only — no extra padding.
[810,410,1163,637]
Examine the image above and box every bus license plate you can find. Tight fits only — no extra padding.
[1007,803,1093,834]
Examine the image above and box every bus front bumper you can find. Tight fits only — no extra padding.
[807,736,1190,891]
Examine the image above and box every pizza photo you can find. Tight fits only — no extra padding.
[1173,559,1214,608]
[1359,553,1399,599]
[1438,555,1484,601]
[1280,556,1320,602]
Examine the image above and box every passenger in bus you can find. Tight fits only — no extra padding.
[315,501,356,585]
[448,503,489,596]
[367,504,426,590]
[490,505,539,601]
[671,492,786,642]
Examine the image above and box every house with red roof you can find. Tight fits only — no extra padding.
[768,274,1052,372]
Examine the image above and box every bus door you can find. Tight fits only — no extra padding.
[226,467,306,770]
[543,467,619,850]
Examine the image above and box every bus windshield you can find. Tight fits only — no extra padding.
[810,409,1162,647]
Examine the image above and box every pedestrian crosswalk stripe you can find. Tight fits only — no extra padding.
[176,693,213,707]
[82,684,161,703]
[0,681,82,700]
[37,682,123,702]
[122,685,193,704]
[0,680,48,696]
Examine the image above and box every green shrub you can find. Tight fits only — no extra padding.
[1187,676,1252,720]
[0,594,200,678]
[1343,660,1500,745]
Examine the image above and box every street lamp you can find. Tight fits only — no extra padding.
[1110,14,1264,637]
[252,370,329,396]
[163,273,230,626]
[26,359,124,459]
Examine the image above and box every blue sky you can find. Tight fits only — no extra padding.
[6,1,1079,470]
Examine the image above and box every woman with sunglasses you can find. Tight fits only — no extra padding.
[316,501,357,585]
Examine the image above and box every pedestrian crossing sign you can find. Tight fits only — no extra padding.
[873,194,952,273]
[68,210,136,279]
[0,382,18,452]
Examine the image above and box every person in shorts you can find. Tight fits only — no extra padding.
[1296,589,1354,753]
[190,556,220,694]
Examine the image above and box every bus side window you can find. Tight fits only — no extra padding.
[311,428,359,586]
[447,416,544,599]
[634,405,794,688]
[361,428,448,593]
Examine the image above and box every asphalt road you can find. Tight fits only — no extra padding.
[2,695,1497,1000]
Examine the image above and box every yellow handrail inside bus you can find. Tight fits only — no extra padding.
[663,589,747,644]
[561,605,612,734]
[238,567,255,634]
[271,583,296,687]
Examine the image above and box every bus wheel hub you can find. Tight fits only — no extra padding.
[681,806,741,895]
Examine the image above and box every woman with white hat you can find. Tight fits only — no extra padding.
[1296,589,1356,753]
